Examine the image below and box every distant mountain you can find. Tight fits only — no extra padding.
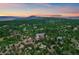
[26,16,41,20]
[68,16,79,19]
[25,15,62,20]
[0,16,22,21]
[0,15,79,21]
[0,16,19,18]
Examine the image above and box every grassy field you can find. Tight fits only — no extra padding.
[0,17,79,55]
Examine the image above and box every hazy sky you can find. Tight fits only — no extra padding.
[0,3,79,17]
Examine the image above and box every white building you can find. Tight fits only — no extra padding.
[35,33,45,40]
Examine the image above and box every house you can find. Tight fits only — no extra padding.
[35,33,45,40]
[73,27,78,31]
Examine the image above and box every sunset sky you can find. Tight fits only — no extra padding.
[0,3,79,17]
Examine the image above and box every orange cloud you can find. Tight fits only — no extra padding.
[61,13,79,17]
[0,11,30,17]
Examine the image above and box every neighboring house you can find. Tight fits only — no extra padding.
[35,33,45,40]
[73,27,78,31]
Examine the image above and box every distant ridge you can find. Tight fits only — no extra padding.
[0,16,21,21]
[68,16,79,19]
[0,15,79,21]
[25,16,41,20]
[0,16,18,18]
